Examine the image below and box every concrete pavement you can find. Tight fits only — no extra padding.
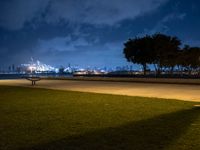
[0,79,200,102]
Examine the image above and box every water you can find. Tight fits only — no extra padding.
[0,73,73,80]
[0,74,23,80]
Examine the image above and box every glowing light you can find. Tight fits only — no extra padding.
[21,59,55,73]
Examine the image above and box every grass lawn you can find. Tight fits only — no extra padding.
[0,86,199,150]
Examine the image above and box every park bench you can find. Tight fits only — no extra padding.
[25,76,41,86]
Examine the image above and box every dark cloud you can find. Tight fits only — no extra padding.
[0,0,49,30]
[139,12,187,36]
[0,0,168,30]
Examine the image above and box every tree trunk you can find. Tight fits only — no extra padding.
[188,67,192,76]
[153,64,158,76]
[157,65,162,76]
[170,66,174,75]
[142,64,147,76]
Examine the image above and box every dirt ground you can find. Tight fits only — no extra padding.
[0,79,200,102]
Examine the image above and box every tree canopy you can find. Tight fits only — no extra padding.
[123,33,200,76]
[124,36,154,75]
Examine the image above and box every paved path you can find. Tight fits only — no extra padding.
[0,79,200,102]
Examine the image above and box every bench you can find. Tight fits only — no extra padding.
[25,76,41,85]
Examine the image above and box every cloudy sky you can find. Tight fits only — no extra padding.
[0,0,200,68]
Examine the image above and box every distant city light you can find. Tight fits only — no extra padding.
[21,59,55,73]
[0,58,138,75]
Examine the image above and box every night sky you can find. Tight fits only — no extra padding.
[0,0,200,68]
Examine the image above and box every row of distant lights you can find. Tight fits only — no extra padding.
[22,59,107,74]
[22,60,76,73]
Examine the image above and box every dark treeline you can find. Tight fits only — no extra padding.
[123,33,200,76]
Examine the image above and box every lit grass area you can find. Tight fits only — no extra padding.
[0,86,199,150]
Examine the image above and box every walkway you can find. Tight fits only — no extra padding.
[0,79,199,102]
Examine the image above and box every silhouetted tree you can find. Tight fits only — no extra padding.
[123,33,200,77]
[188,47,200,72]
[152,34,181,75]
[176,45,190,74]
[123,36,154,75]
[178,46,200,75]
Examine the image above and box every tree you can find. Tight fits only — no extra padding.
[152,33,181,75]
[123,36,154,75]
[123,33,200,77]
[187,47,200,72]
[176,45,190,74]
[178,46,200,75]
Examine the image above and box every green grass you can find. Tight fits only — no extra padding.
[0,86,199,150]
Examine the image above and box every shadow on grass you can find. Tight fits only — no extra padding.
[24,108,199,150]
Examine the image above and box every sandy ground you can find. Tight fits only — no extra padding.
[0,79,200,102]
